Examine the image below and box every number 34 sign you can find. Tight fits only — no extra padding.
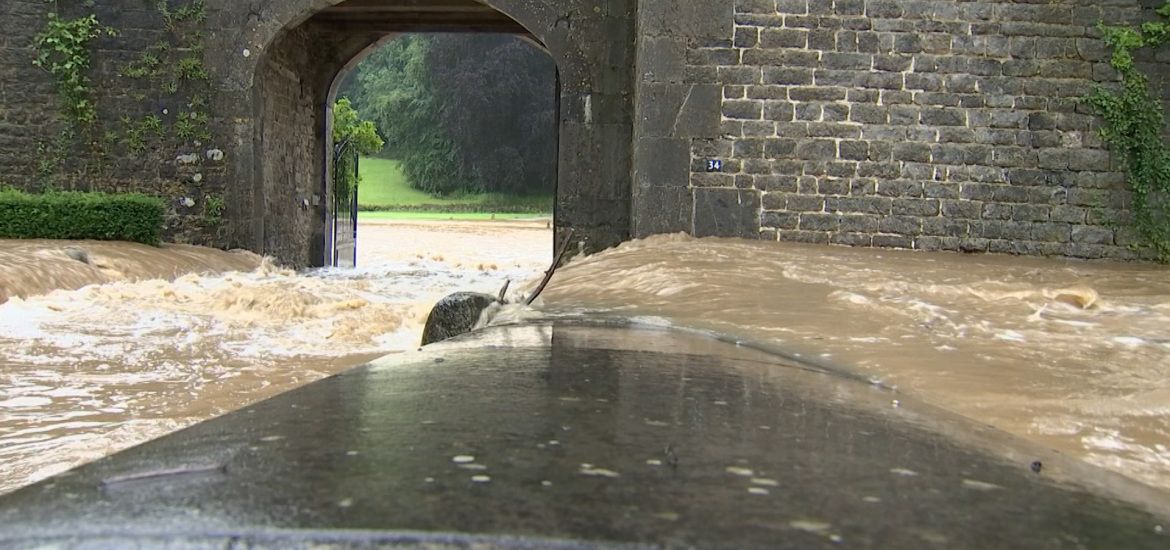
[706,160,723,173]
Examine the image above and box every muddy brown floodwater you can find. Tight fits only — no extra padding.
[0,219,552,494]
[524,234,1170,493]
[2,222,1169,503]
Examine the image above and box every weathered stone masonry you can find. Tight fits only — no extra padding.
[1,0,1168,265]
[0,0,636,267]
[634,0,1170,261]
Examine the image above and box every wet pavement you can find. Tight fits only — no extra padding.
[1,320,1165,548]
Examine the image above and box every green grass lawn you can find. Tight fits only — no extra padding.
[358,211,550,222]
[357,157,553,214]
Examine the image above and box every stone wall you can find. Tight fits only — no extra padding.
[0,1,56,185]
[0,0,636,267]
[0,1,233,247]
[634,0,1170,261]
[255,27,324,266]
[2,0,1169,264]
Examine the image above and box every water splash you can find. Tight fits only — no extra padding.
[535,234,1170,491]
[0,219,553,495]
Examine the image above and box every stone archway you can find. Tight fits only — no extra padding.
[214,0,635,267]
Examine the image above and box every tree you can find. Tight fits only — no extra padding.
[339,34,556,197]
[425,34,557,196]
[331,98,383,203]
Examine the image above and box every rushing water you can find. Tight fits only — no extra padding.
[527,234,1170,492]
[3,223,1169,500]
[0,219,552,494]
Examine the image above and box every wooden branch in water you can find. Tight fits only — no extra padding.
[497,279,511,303]
[526,229,575,306]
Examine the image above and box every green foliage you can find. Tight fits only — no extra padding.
[332,98,384,153]
[203,195,225,219]
[176,53,209,81]
[425,35,558,196]
[158,0,206,30]
[122,42,167,79]
[116,3,213,147]
[332,98,384,203]
[343,36,469,196]
[1087,2,1170,261]
[354,157,552,213]
[341,35,557,196]
[33,12,117,127]
[0,188,165,245]
[120,115,164,155]
[34,1,214,186]
[34,129,74,186]
[174,111,211,142]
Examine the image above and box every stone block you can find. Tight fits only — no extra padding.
[839,140,869,160]
[1011,204,1051,222]
[757,176,799,192]
[831,232,874,246]
[723,100,763,120]
[734,26,759,48]
[795,139,837,160]
[915,236,961,252]
[789,87,847,101]
[892,198,941,217]
[979,220,1031,240]
[761,211,800,229]
[893,143,931,162]
[761,28,809,48]
[1030,222,1072,243]
[633,185,692,237]
[641,0,733,39]
[763,67,814,85]
[942,200,981,219]
[799,213,841,231]
[827,196,891,215]
[765,139,797,158]
[638,36,686,83]
[778,230,831,244]
[1071,225,1115,245]
[839,214,880,232]
[922,218,969,237]
[873,234,914,248]
[877,216,922,235]
[693,188,762,238]
[816,177,850,195]
[635,138,691,189]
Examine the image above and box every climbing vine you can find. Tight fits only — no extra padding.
[32,12,116,127]
[32,1,213,159]
[30,0,221,235]
[1086,2,1170,261]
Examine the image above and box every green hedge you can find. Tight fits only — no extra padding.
[0,189,165,245]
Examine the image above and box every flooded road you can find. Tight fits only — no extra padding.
[532,234,1170,492]
[3,222,1169,500]
[0,219,552,494]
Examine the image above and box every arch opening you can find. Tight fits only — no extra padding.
[250,0,581,268]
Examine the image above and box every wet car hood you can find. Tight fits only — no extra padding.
[0,319,1166,548]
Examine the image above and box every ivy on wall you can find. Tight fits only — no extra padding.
[1087,2,1170,261]
[31,1,224,236]
[32,12,116,127]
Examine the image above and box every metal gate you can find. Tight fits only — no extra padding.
[330,140,359,268]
